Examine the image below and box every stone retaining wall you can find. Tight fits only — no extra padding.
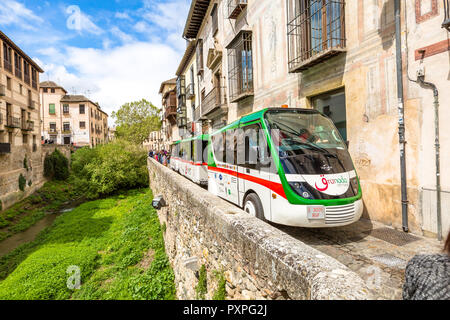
[148,158,373,300]
[0,145,71,211]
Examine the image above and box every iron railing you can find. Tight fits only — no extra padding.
[3,59,12,73]
[0,143,11,154]
[49,127,58,133]
[228,0,247,19]
[201,86,227,117]
[287,0,346,72]
[186,83,195,99]
[24,73,30,85]
[6,116,20,128]
[15,66,22,80]
[227,31,253,103]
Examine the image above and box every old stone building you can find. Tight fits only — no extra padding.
[166,0,450,239]
[0,30,44,209]
[40,81,109,148]
[159,78,178,148]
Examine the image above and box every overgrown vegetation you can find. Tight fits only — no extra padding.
[44,149,69,181]
[196,264,207,300]
[70,140,148,199]
[0,189,175,300]
[0,181,81,242]
[212,270,227,300]
[18,174,26,192]
[111,99,161,145]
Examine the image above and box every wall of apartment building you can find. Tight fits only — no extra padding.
[68,102,91,147]
[40,88,66,144]
[160,82,179,146]
[195,0,449,237]
[0,38,43,210]
[181,50,200,134]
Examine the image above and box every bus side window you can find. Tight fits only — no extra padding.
[202,139,208,164]
[225,129,236,165]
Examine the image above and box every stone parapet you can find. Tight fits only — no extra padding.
[148,158,373,300]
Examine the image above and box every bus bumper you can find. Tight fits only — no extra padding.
[270,199,363,228]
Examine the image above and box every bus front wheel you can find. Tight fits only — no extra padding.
[243,193,265,221]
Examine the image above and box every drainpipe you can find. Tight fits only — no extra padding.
[417,76,442,241]
[395,0,409,232]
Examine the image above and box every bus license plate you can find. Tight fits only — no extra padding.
[307,206,325,220]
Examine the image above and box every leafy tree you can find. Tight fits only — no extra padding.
[43,149,69,181]
[111,99,161,145]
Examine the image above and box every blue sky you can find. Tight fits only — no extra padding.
[0,0,191,122]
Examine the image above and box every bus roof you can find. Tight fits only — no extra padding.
[173,133,209,144]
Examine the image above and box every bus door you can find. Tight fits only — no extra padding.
[237,123,271,218]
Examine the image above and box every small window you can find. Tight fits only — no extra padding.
[49,104,56,114]
[43,88,48,93]
[19,84,23,95]
[79,104,85,114]
[6,77,11,90]
[22,134,28,144]
[80,121,86,129]
[211,4,218,36]
[51,88,55,93]
[63,104,69,114]
[63,122,70,132]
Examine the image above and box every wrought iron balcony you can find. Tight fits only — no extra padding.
[49,127,58,134]
[6,116,20,128]
[22,120,34,131]
[201,86,228,118]
[165,105,177,125]
[287,0,346,73]
[28,99,37,109]
[0,143,11,154]
[186,83,195,99]
[228,0,247,19]
[15,68,22,80]
[3,60,12,73]
[24,73,30,85]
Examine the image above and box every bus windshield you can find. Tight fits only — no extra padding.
[265,110,346,151]
[265,109,354,175]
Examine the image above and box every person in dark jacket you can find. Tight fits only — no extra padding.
[403,230,450,300]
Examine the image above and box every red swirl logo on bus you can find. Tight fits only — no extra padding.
[315,175,348,192]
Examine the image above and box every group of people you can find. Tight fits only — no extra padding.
[148,150,170,166]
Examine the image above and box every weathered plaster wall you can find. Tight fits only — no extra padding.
[148,158,372,300]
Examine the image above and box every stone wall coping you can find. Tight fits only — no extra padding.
[148,158,373,299]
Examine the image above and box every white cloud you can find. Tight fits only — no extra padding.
[41,42,182,124]
[110,26,135,43]
[115,12,132,20]
[143,0,190,33]
[0,0,44,30]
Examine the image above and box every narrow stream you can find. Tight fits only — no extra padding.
[0,208,74,257]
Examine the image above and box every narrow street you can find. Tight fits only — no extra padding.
[275,219,443,300]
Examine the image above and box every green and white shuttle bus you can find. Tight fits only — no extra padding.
[206,108,363,227]
[170,134,209,186]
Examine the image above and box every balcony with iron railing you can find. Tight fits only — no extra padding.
[186,83,195,99]
[165,105,177,125]
[28,99,37,109]
[287,0,346,73]
[32,79,37,90]
[49,127,58,134]
[22,120,34,131]
[0,143,11,154]
[201,86,228,118]
[15,67,22,80]
[228,0,247,19]
[24,73,30,85]
[3,60,12,73]
[6,116,20,128]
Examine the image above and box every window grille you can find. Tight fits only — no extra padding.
[287,0,346,72]
[227,31,253,103]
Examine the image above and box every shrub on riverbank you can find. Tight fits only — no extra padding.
[70,140,148,199]
[44,149,70,181]
[0,189,175,300]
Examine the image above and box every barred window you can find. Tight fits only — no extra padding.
[226,31,253,103]
[63,104,69,114]
[287,0,346,73]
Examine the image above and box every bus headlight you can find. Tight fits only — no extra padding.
[288,182,314,200]
[350,177,359,194]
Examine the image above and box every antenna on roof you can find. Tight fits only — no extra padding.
[85,90,91,98]
[71,87,77,94]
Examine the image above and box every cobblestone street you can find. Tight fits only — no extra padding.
[275,219,443,300]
